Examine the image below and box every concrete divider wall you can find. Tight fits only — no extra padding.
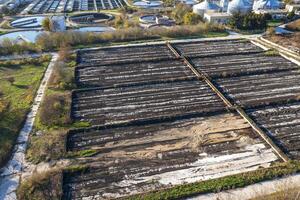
[165,41,290,163]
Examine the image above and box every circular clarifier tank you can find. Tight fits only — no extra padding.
[133,0,163,8]
[10,16,46,28]
[139,15,157,24]
[69,12,113,25]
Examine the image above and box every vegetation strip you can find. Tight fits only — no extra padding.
[0,56,51,168]
[124,161,300,200]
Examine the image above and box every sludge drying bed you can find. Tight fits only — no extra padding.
[64,113,278,200]
[62,40,300,199]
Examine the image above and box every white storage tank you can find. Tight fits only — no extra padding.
[227,0,252,14]
[193,0,220,16]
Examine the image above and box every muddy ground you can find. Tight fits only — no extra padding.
[62,40,290,200]
[64,113,278,200]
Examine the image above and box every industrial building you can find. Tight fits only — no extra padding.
[193,0,290,23]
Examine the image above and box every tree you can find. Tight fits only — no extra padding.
[163,0,176,7]
[183,12,202,25]
[229,12,267,30]
[172,3,192,24]
[42,17,52,31]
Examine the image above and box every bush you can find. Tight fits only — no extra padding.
[229,12,267,30]
[17,170,62,200]
[0,39,40,55]
[266,27,276,35]
[48,62,75,90]
[27,130,66,163]
[58,45,72,62]
[38,93,72,127]
[42,17,52,31]
[35,24,226,51]
[183,12,203,25]
[172,3,192,24]
[150,23,225,38]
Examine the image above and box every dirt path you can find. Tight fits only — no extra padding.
[0,53,58,200]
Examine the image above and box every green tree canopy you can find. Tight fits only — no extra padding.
[183,12,203,25]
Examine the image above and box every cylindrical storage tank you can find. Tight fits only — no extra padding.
[193,0,220,16]
[227,0,252,14]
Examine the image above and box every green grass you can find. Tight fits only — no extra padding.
[67,149,99,158]
[267,19,284,27]
[264,49,280,56]
[125,161,300,200]
[0,57,50,168]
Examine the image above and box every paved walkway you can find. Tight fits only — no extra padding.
[0,53,58,200]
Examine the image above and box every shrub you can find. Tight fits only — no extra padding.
[183,12,202,25]
[48,62,75,90]
[229,12,267,30]
[27,130,66,163]
[42,17,52,31]
[58,45,72,62]
[172,3,192,24]
[17,170,62,200]
[266,27,276,35]
[0,39,40,55]
[38,93,72,127]
[35,24,226,51]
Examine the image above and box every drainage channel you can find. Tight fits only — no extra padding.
[166,41,290,163]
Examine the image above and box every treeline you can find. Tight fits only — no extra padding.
[0,39,41,55]
[0,23,225,55]
[229,12,268,30]
[36,23,225,50]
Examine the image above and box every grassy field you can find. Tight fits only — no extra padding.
[0,56,50,168]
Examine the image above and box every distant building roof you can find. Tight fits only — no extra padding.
[227,0,252,14]
[193,0,220,11]
[253,0,280,10]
